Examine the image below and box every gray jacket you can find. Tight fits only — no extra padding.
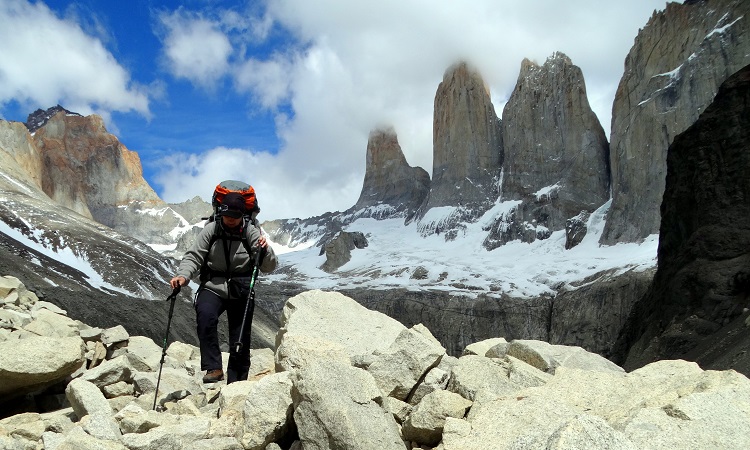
[177,221,278,299]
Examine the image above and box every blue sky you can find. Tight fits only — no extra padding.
[0,0,667,221]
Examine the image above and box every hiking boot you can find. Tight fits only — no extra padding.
[202,369,224,383]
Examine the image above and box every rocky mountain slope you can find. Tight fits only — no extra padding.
[2,285,748,449]
[1,107,208,247]
[0,118,282,353]
[496,53,609,249]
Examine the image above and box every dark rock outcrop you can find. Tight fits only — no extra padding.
[550,268,655,358]
[417,62,503,229]
[501,53,609,239]
[602,0,750,244]
[24,105,81,133]
[353,127,430,219]
[320,231,368,273]
[614,64,750,373]
[565,211,590,250]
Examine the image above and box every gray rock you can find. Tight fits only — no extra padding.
[402,390,472,446]
[408,366,450,405]
[275,290,405,365]
[506,339,624,374]
[442,395,584,449]
[65,378,113,420]
[24,308,79,337]
[101,325,129,346]
[603,0,750,244]
[510,414,638,450]
[353,127,430,219]
[0,335,85,401]
[30,300,67,315]
[54,425,128,450]
[447,355,520,401]
[275,331,354,373]
[80,354,138,388]
[366,323,446,400]
[125,336,162,371]
[291,358,406,450]
[240,372,294,450]
[0,275,24,298]
[0,412,45,442]
[65,379,122,441]
[565,211,590,250]
[463,337,507,356]
[418,61,503,227]
[319,231,368,272]
[498,53,609,247]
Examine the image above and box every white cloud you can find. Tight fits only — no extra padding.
[158,10,233,88]
[154,146,362,221]
[234,55,295,109]
[0,0,150,118]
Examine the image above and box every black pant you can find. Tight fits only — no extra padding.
[194,288,255,383]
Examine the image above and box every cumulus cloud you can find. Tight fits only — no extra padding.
[154,146,362,221]
[158,10,234,88]
[0,0,150,118]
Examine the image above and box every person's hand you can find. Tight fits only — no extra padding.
[170,276,188,289]
[257,236,268,249]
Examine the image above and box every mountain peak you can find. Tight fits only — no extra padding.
[353,126,430,217]
[24,105,81,133]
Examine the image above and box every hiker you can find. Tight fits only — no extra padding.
[169,192,277,384]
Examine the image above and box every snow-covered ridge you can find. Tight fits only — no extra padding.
[269,201,658,298]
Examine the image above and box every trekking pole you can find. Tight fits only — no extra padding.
[233,249,263,354]
[153,285,181,411]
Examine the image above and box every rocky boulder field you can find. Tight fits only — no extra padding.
[1,276,749,450]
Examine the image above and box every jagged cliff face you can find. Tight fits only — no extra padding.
[603,0,750,244]
[353,127,430,218]
[616,63,750,371]
[488,53,609,248]
[33,111,160,218]
[502,54,609,217]
[421,62,503,216]
[0,109,192,246]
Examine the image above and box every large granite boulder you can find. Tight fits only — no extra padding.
[0,335,85,402]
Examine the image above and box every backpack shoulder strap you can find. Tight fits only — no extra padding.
[198,223,223,289]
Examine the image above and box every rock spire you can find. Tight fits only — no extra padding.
[420,62,503,215]
[353,126,430,217]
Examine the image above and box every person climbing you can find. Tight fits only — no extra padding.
[169,191,277,384]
